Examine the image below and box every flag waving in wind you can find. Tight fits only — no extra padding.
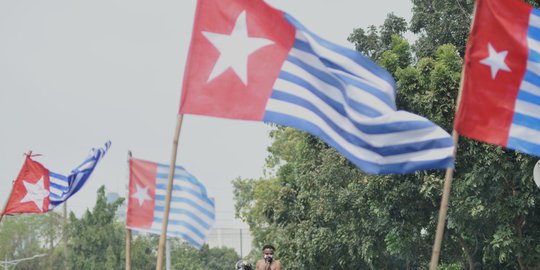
[455,0,540,157]
[3,155,51,214]
[180,0,454,174]
[126,158,215,248]
[2,142,110,215]
[48,141,111,209]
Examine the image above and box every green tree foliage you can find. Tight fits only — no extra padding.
[170,242,239,270]
[66,186,125,269]
[234,3,540,269]
[0,213,60,269]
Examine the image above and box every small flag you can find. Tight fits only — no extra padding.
[48,141,111,209]
[126,158,215,249]
[2,142,110,215]
[454,0,540,156]
[179,0,454,174]
[3,156,51,214]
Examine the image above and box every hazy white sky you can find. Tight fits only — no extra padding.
[0,0,412,228]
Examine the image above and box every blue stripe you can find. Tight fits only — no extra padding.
[154,206,212,229]
[325,61,397,109]
[284,13,396,92]
[512,112,540,131]
[528,49,540,63]
[263,111,454,174]
[528,27,540,41]
[517,88,540,105]
[278,64,382,118]
[292,39,396,109]
[156,172,209,197]
[155,183,215,206]
[277,70,346,115]
[507,137,540,155]
[153,217,206,239]
[268,91,453,155]
[522,71,540,88]
[49,142,110,208]
[155,195,215,219]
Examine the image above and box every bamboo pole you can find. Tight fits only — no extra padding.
[428,1,477,267]
[156,114,185,270]
[429,131,459,269]
[126,151,133,270]
[63,202,68,270]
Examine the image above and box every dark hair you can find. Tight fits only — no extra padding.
[262,244,275,251]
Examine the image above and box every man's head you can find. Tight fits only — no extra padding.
[262,244,275,263]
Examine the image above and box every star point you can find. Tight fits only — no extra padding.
[480,43,511,79]
[202,10,274,85]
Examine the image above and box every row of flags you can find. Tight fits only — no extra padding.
[3,0,540,249]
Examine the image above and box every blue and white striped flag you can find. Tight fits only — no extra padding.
[127,158,215,248]
[48,141,111,209]
[180,0,455,174]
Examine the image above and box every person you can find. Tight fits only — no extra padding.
[235,259,253,270]
[255,244,282,270]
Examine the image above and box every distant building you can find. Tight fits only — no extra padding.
[106,191,126,222]
[205,227,253,257]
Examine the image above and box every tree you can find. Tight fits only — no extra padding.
[66,186,125,269]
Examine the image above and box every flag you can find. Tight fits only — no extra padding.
[179,0,454,174]
[454,0,540,156]
[126,158,215,248]
[3,156,51,215]
[48,141,111,209]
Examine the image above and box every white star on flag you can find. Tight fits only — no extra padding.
[202,11,274,85]
[20,176,50,211]
[480,43,511,79]
[131,183,151,207]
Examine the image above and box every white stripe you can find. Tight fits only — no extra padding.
[520,80,540,96]
[282,53,394,114]
[295,31,395,100]
[514,99,540,119]
[509,124,540,145]
[266,99,454,164]
[155,178,205,195]
[154,199,215,216]
[157,166,188,175]
[528,37,540,58]
[526,60,540,78]
[272,80,450,145]
[149,223,205,243]
[153,210,212,232]
[530,13,540,28]
[49,177,68,187]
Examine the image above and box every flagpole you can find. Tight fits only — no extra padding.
[429,4,475,264]
[126,150,133,270]
[156,114,185,270]
[429,130,459,269]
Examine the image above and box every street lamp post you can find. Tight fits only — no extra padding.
[3,254,47,270]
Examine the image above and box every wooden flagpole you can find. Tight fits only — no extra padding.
[156,114,185,270]
[429,131,459,269]
[429,3,475,265]
[126,151,133,270]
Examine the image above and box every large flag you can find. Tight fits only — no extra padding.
[126,158,215,249]
[3,156,51,214]
[48,141,111,209]
[179,0,454,174]
[454,0,540,156]
[2,142,111,215]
